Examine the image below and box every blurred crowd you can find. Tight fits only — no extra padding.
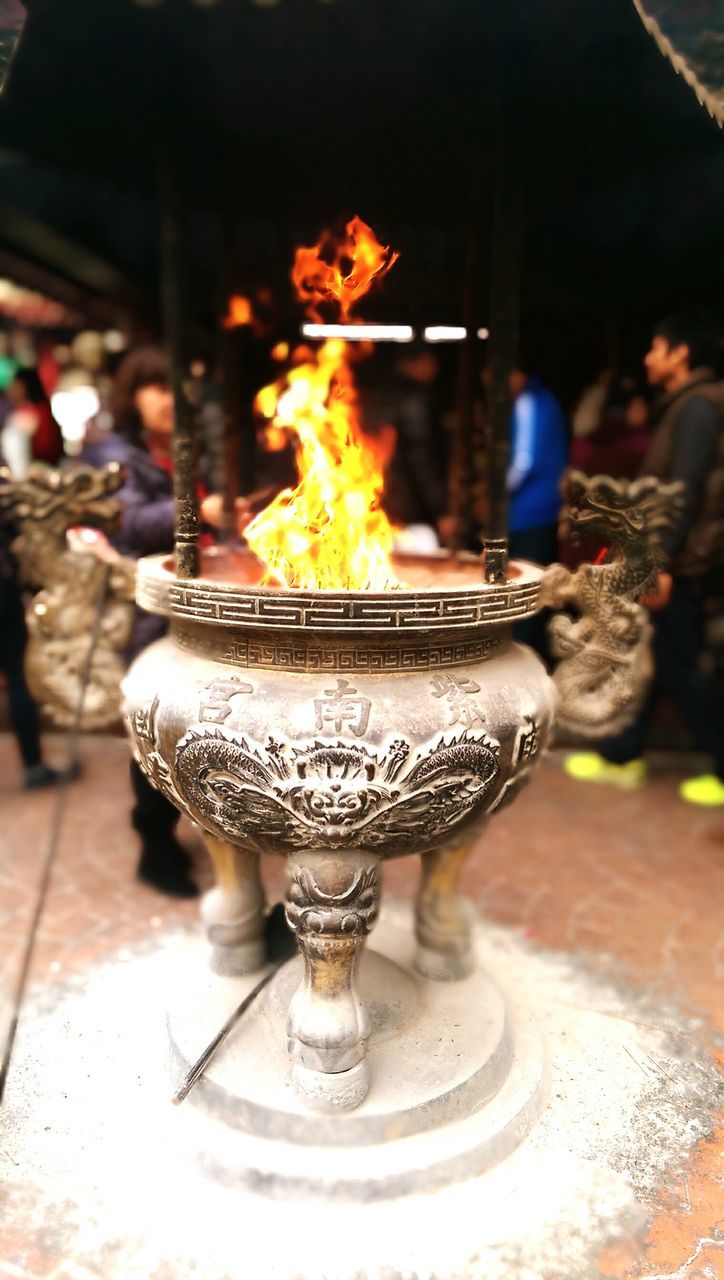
[1,304,723,897]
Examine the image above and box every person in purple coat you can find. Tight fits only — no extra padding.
[83,347,241,897]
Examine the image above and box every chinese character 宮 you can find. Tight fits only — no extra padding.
[199,677,253,724]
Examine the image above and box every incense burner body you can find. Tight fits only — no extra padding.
[124,553,552,1109]
[127,556,552,863]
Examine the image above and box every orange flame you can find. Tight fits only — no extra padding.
[221,294,253,329]
[291,216,399,323]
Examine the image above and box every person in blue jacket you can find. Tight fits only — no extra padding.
[505,365,568,653]
[507,366,568,566]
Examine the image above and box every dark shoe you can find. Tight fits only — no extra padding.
[137,839,200,899]
[23,760,81,790]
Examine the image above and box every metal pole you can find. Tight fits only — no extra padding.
[161,157,199,579]
[447,153,483,552]
[223,326,257,512]
[219,201,257,529]
[484,95,522,584]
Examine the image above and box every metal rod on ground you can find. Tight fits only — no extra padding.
[172,965,279,1105]
[161,153,199,580]
[0,564,111,1106]
[172,902,297,1105]
[484,89,522,585]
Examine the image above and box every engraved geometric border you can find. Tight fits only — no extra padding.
[172,626,506,673]
[138,555,543,633]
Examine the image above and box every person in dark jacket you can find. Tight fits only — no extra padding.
[569,375,651,481]
[561,377,652,572]
[566,309,724,807]
[360,346,446,530]
[83,347,239,896]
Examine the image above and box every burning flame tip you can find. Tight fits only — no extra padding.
[291,216,398,325]
[247,218,400,592]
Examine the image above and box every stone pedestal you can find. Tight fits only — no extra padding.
[167,904,546,1199]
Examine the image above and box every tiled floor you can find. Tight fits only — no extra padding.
[0,730,722,1278]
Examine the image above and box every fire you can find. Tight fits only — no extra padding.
[291,216,398,323]
[245,216,400,591]
[245,339,398,590]
[221,294,253,329]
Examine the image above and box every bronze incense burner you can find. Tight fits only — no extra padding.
[124,473,677,1113]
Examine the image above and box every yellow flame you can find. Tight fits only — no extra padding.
[245,339,399,590]
[246,218,400,591]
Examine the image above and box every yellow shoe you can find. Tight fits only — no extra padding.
[564,752,647,790]
[679,774,724,807]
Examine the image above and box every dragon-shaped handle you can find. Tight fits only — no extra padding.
[540,470,684,739]
[0,462,137,730]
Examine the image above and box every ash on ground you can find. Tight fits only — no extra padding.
[1,906,721,1280]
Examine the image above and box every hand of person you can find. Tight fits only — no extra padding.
[234,496,252,535]
[200,493,252,537]
[13,408,39,437]
[436,513,458,547]
[200,493,224,528]
[66,526,121,563]
[640,572,672,612]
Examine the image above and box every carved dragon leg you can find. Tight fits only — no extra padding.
[200,833,266,976]
[285,850,380,1113]
[415,841,475,980]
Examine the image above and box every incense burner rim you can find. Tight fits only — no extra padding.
[135,553,544,634]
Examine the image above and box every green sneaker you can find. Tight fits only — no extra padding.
[679,774,724,807]
[563,752,647,790]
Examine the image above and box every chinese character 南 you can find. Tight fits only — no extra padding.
[314,678,371,738]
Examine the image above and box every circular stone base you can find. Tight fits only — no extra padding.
[208,939,266,977]
[167,906,547,1199]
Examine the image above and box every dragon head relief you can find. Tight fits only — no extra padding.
[173,728,502,853]
[565,470,684,574]
[0,461,136,731]
[543,471,684,739]
[0,462,125,585]
[286,862,380,938]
